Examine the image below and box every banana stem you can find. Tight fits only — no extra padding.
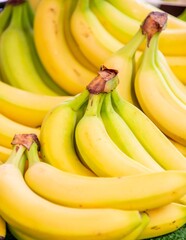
[0,4,12,34]
[117,28,145,58]
[84,93,105,117]
[26,141,41,168]
[7,1,23,29]
[68,89,90,111]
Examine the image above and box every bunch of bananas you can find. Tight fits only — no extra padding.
[1,68,186,240]
[0,0,186,239]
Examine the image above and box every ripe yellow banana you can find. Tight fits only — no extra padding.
[139,203,186,239]
[0,80,71,128]
[27,0,41,12]
[111,90,186,171]
[63,0,97,72]
[0,145,11,163]
[70,0,123,68]
[107,0,186,29]
[169,138,186,157]
[0,1,58,96]
[25,141,186,211]
[0,215,6,240]
[75,92,152,177]
[134,20,186,146]
[0,113,40,148]
[121,212,150,240]
[91,0,186,56]
[0,138,143,240]
[9,225,40,240]
[40,90,94,176]
[34,0,95,95]
[101,93,164,172]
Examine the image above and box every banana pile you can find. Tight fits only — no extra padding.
[0,0,186,239]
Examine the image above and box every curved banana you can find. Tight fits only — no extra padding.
[121,212,149,240]
[0,142,143,240]
[25,142,186,211]
[22,1,68,96]
[0,1,58,96]
[40,90,94,176]
[0,2,12,35]
[0,215,6,240]
[0,145,11,163]
[75,92,153,177]
[9,225,40,240]
[0,113,40,148]
[107,0,186,29]
[63,0,97,72]
[139,203,186,239]
[101,93,164,172]
[0,80,71,128]
[34,0,95,95]
[91,0,186,56]
[70,0,123,68]
[168,138,186,158]
[112,90,186,171]
[103,27,145,105]
[134,23,186,146]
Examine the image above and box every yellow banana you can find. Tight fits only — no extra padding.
[121,212,150,240]
[25,141,186,211]
[34,0,95,95]
[0,1,58,96]
[111,90,186,171]
[70,0,123,68]
[139,203,186,239]
[9,225,40,240]
[75,93,152,177]
[27,0,41,12]
[169,138,186,157]
[22,1,68,96]
[0,80,71,128]
[63,0,97,72]
[0,137,143,240]
[134,18,186,146]
[0,145,11,163]
[0,113,40,148]
[107,0,186,29]
[0,215,6,240]
[101,93,164,172]
[40,90,94,176]
[91,0,186,56]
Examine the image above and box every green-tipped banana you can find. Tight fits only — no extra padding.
[112,89,186,171]
[0,3,12,35]
[0,1,58,95]
[134,12,186,146]
[101,93,164,172]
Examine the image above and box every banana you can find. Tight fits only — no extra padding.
[63,0,97,72]
[34,0,96,95]
[0,215,6,240]
[75,79,153,177]
[121,212,150,240]
[0,80,71,128]
[107,0,186,29]
[102,26,145,105]
[0,135,143,240]
[40,89,94,176]
[70,0,123,68]
[101,93,164,172]
[28,0,41,12]
[91,0,186,56]
[0,145,11,163]
[9,225,39,240]
[111,89,186,171]
[0,2,12,35]
[0,113,40,148]
[25,141,186,211]
[134,14,186,146]
[0,1,59,96]
[178,8,186,22]
[22,1,68,96]
[139,203,186,239]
